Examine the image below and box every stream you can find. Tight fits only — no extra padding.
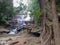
[8,14,34,34]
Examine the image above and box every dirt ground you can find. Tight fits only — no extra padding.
[0,26,40,45]
[0,26,55,45]
[0,33,41,45]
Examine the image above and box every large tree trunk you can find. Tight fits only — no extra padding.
[38,0,44,9]
[52,0,60,45]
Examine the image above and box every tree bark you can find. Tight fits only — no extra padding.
[52,0,60,45]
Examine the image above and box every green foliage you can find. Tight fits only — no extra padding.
[31,0,39,10]
[0,2,16,24]
[31,10,41,24]
[56,5,60,12]
[56,0,60,12]
[15,2,27,13]
[19,2,26,10]
[28,0,41,24]
[0,2,9,15]
[1,15,7,24]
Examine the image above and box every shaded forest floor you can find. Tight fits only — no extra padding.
[0,26,41,45]
[0,26,55,45]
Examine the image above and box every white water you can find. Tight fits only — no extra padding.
[8,12,34,34]
[9,28,17,34]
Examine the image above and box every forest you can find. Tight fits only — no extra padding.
[0,0,60,45]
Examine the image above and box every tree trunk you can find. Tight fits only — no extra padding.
[52,0,60,45]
